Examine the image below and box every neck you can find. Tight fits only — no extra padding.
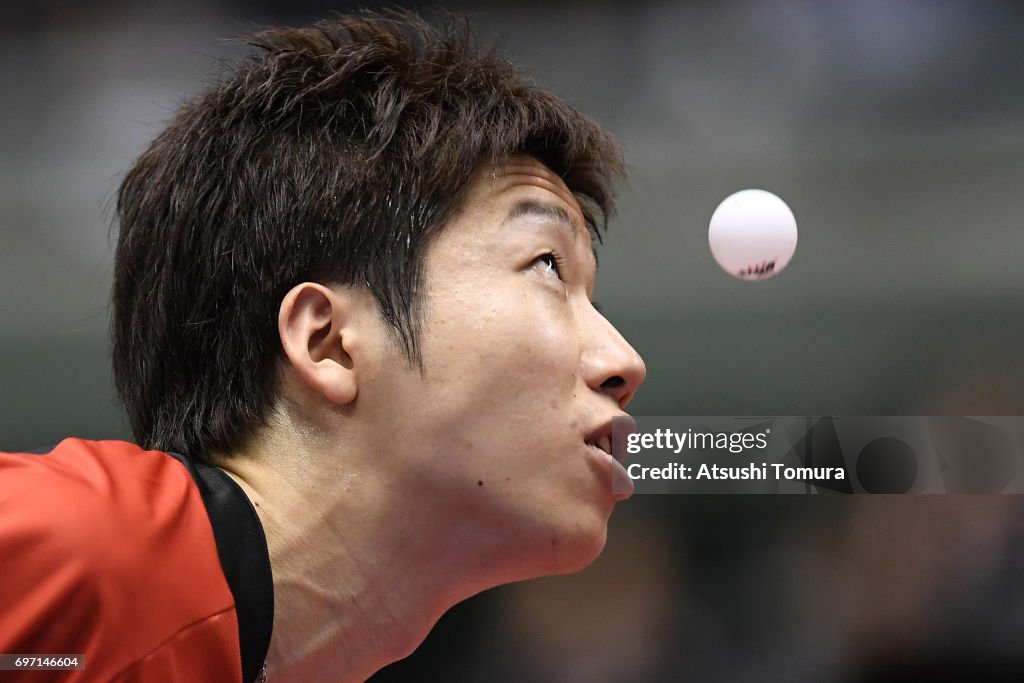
[216,434,484,683]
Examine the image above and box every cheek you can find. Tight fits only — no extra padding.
[430,291,579,396]
[405,294,584,467]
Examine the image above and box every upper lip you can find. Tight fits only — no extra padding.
[585,415,636,464]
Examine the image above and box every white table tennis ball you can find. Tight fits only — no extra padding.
[708,189,798,280]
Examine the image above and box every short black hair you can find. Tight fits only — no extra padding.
[112,11,626,458]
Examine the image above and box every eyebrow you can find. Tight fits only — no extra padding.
[502,200,583,239]
[502,199,601,276]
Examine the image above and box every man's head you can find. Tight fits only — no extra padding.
[113,12,630,460]
[281,154,647,577]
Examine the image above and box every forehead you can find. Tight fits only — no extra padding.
[455,156,590,242]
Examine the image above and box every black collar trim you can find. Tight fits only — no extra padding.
[167,452,274,683]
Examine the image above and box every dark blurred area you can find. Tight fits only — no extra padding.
[3,1,1024,680]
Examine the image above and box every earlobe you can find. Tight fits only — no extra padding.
[278,283,359,406]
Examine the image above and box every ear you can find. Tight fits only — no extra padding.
[278,283,362,406]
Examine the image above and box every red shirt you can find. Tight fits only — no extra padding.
[0,439,273,682]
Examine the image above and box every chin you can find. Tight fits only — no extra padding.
[531,505,611,578]
[557,528,608,575]
[484,486,617,583]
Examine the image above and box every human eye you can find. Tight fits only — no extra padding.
[532,251,565,280]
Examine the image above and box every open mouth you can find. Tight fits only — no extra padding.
[585,431,634,500]
[585,434,613,458]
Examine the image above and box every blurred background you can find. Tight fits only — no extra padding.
[3,1,1024,680]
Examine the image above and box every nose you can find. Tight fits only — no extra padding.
[581,308,647,409]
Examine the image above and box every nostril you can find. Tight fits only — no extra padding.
[601,375,624,390]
